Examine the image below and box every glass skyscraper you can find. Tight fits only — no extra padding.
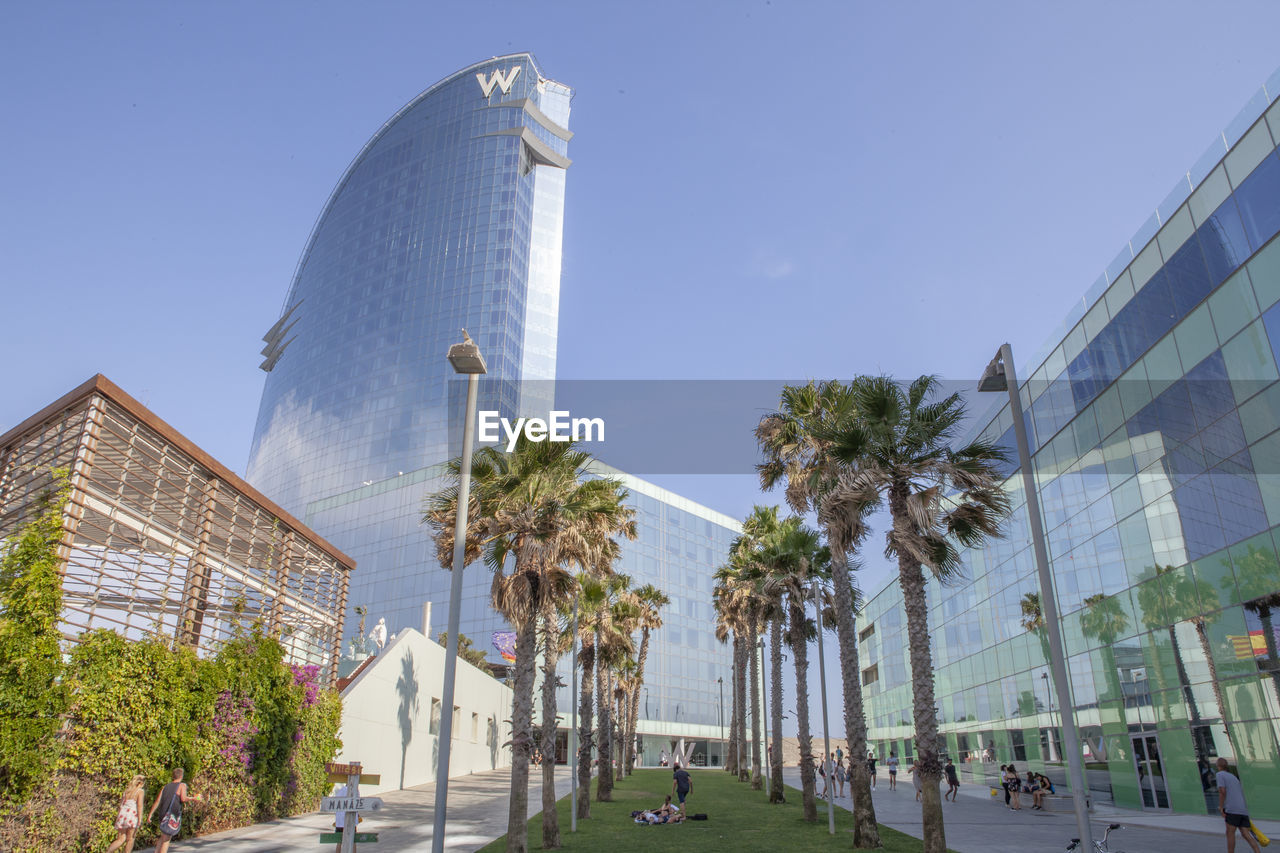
[247,54,572,646]
[860,68,1280,817]
[245,55,736,734]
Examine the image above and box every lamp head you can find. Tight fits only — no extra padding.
[977,349,1008,392]
[448,329,487,375]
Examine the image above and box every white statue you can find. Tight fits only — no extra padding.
[370,617,388,651]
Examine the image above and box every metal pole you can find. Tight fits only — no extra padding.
[814,581,835,836]
[570,598,578,833]
[431,370,480,853]
[759,638,770,797]
[1000,342,1094,851]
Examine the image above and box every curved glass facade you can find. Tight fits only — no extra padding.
[860,72,1280,817]
[246,55,572,646]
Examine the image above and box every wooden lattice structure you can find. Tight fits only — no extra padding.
[0,375,354,685]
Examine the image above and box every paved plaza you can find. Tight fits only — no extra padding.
[136,767,572,853]
[135,764,1280,852]
[782,767,1280,853]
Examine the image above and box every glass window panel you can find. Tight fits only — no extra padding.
[1234,151,1280,251]
[1208,269,1260,343]
[1143,335,1184,397]
[1200,198,1253,286]
[1165,237,1215,318]
[1223,317,1280,404]
[1225,121,1277,189]
[1189,164,1233,228]
[1248,234,1280,312]
[1174,302,1221,374]
[1131,241,1165,290]
[1238,380,1280,444]
[1158,206,1196,259]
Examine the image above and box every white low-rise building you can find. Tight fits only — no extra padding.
[336,627,513,795]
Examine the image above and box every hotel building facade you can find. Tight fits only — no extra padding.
[859,69,1280,817]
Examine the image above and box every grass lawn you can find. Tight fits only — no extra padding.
[477,768,940,852]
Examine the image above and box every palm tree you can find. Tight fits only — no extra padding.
[1135,564,1228,749]
[1080,593,1129,707]
[596,590,636,800]
[567,576,605,820]
[626,584,669,775]
[757,380,882,846]
[1233,544,1280,698]
[424,436,635,852]
[713,561,746,776]
[825,375,1009,853]
[761,516,829,820]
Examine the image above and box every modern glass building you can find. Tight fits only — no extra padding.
[247,54,573,647]
[558,462,740,766]
[859,69,1280,817]
[244,55,736,743]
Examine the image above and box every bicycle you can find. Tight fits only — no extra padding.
[1066,823,1126,852]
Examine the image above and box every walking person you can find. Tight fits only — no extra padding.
[105,775,147,853]
[910,758,923,802]
[671,764,693,812]
[1216,758,1263,853]
[835,756,847,798]
[998,765,1011,807]
[944,758,959,802]
[818,754,830,800]
[887,751,899,791]
[147,768,202,852]
[867,750,878,788]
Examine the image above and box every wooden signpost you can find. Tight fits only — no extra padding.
[321,762,380,850]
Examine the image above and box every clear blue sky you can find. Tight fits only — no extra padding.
[4,1,1280,736]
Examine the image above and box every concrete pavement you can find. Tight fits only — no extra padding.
[783,767,1279,853]
[138,766,573,853]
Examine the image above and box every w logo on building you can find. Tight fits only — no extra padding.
[476,66,522,97]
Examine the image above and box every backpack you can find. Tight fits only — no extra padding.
[690,813,708,820]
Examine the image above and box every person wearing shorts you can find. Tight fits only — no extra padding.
[867,751,878,788]
[672,766,692,811]
[944,759,959,801]
[887,752,899,791]
[1216,758,1262,853]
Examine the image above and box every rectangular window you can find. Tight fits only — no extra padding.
[862,663,879,686]
[859,623,875,642]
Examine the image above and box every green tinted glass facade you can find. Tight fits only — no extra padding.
[860,71,1280,818]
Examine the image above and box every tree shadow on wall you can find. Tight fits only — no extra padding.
[396,651,419,790]
[488,715,500,769]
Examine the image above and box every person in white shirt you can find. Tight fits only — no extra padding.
[1216,758,1262,853]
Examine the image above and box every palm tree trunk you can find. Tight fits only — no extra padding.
[732,635,742,773]
[749,619,762,790]
[628,627,652,774]
[539,609,561,849]
[1260,605,1280,701]
[1168,625,1203,724]
[828,543,881,847]
[505,612,538,853]
[769,616,786,803]
[576,639,595,820]
[892,487,945,853]
[616,687,626,782]
[736,635,749,782]
[596,650,613,801]
[789,599,818,821]
[1194,618,1235,753]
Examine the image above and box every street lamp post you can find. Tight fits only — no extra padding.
[980,342,1093,851]
[813,580,835,836]
[432,331,486,853]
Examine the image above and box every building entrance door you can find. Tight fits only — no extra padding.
[1130,733,1170,809]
